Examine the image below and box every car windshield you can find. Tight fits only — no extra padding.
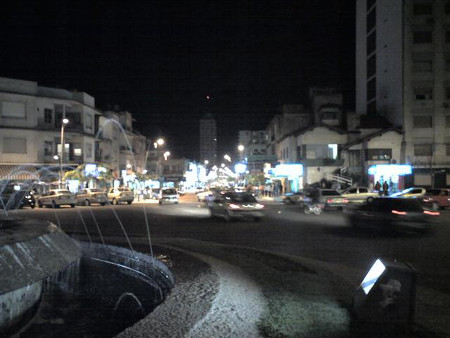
[56,190,71,195]
[162,189,177,194]
[225,193,257,203]
[89,189,101,192]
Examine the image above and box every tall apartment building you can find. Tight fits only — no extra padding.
[199,113,217,164]
[356,0,450,187]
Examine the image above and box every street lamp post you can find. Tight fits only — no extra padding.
[59,118,69,188]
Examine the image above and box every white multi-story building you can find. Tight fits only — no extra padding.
[356,0,450,187]
[0,76,147,185]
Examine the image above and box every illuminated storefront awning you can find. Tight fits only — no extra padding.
[368,164,412,176]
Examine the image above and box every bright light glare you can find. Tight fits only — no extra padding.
[53,155,59,160]
[62,118,69,124]
[229,204,241,209]
[157,138,164,145]
[237,144,244,152]
[361,259,386,295]
[255,204,264,209]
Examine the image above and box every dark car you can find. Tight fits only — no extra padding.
[346,197,440,233]
[0,185,36,209]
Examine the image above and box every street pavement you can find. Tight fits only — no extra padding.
[7,193,450,336]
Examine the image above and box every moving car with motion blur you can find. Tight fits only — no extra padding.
[37,189,76,208]
[340,186,379,203]
[76,188,108,206]
[208,191,265,222]
[158,188,179,204]
[107,187,134,205]
[422,189,450,210]
[303,188,348,211]
[0,185,36,209]
[282,191,304,205]
[346,197,439,233]
[390,187,426,198]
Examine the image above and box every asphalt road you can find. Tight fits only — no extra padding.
[9,195,450,296]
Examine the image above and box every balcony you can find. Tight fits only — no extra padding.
[300,158,344,167]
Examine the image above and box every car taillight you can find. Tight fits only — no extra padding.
[424,210,439,216]
[391,210,407,215]
[229,204,241,209]
[327,199,333,203]
[342,198,349,203]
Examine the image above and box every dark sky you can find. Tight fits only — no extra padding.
[1,0,355,161]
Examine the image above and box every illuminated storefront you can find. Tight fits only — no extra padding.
[368,164,412,193]
[265,163,304,193]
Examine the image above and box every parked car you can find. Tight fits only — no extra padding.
[37,189,76,208]
[0,185,36,209]
[76,188,108,206]
[422,189,450,210]
[208,191,265,222]
[303,188,349,210]
[390,187,426,198]
[340,186,379,203]
[107,187,134,205]
[158,188,179,204]
[282,191,304,205]
[346,197,440,233]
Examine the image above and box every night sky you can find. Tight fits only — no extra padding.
[1,0,355,160]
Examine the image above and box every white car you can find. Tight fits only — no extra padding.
[76,188,108,206]
[37,189,76,208]
[159,188,179,204]
[107,187,134,205]
[340,186,379,203]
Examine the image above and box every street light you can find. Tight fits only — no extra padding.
[59,118,69,188]
[163,151,171,160]
[224,154,231,162]
[237,144,244,152]
[154,138,164,149]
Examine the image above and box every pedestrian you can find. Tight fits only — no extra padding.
[382,181,389,196]
[375,181,381,192]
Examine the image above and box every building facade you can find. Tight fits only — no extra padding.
[199,113,217,164]
[356,0,450,187]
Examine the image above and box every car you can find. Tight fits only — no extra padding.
[0,185,36,209]
[303,188,349,210]
[346,197,440,233]
[158,188,179,204]
[390,187,426,198]
[151,188,160,200]
[340,186,379,203]
[282,191,304,205]
[76,188,108,206]
[107,187,134,205]
[196,189,215,202]
[37,189,76,208]
[208,191,265,222]
[422,188,450,210]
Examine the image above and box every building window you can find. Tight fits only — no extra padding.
[86,113,93,129]
[365,148,392,160]
[367,77,376,100]
[413,116,432,128]
[412,54,433,72]
[446,116,450,128]
[349,150,361,167]
[367,7,376,33]
[414,87,433,100]
[296,146,301,159]
[86,143,92,158]
[367,31,376,55]
[44,108,53,123]
[367,0,376,12]
[414,144,432,156]
[44,141,53,155]
[367,55,376,77]
[2,137,26,153]
[1,102,26,119]
[413,31,432,44]
[322,112,337,120]
[413,3,432,15]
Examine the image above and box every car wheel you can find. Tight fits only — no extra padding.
[367,197,374,203]
[100,202,106,206]
[51,201,58,208]
[85,199,90,206]
[127,201,132,205]
[30,204,35,209]
[71,204,75,208]
[224,211,232,223]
